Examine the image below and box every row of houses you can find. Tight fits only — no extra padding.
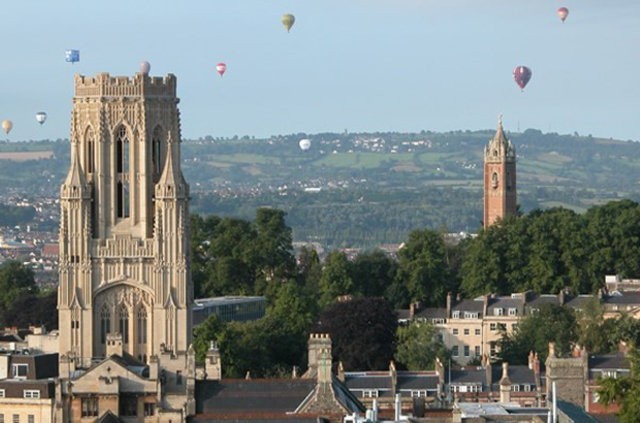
[399,276,640,365]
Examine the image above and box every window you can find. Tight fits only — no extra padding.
[0,389,4,397]
[497,323,507,331]
[452,346,459,356]
[469,385,481,393]
[490,342,497,356]
[85,129,95,174]
[144,402,156,417]
[490,323,497,331]
[24,390,40,399]
[475,346,481,357]
[512,385,520,392]
[411,390,427,398]
[463,329,469,336]
[12,364,28,379]
[118,305,129,344]
[464,345,470,357]
[508,308,517,316]
[116,126,130,219]
[524,384,531,392]
[137,307,147,344]
[119,394,137,416]
[152,126,163,181]
[28,416,33,423]
[512,323,518,331]
[602,371,617,379]
[176,371,182,385]
[82,397,99,417]
[593,392,600,403]
[464,312,478,319]
[494,308,503,316]
[432,318,445,325]
[101,306,110,344]
[362,390,378,398]
[12,415,18,423]
[0,414,3,423]
[452,310,460,319]
[475,329,481,336]
[452,329,459,335]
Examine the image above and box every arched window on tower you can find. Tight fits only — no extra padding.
[85,128,95,174]
[100,305,111,344]
[116,126,130,218]
[152,126,163,183]
[137,307,148,362]
[119,305,129,344]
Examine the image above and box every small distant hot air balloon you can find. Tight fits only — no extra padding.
[299,139,311,151]
[216,62,227,77]
[65,49,80,64]
[557,7,569,23]
[35,112,47,125]
[281,13,295,32]
[513,66,532,91]
[140,61,151,75]
[2,120,13,135]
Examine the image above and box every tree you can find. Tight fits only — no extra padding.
[253,208,296,295]
[597,346,640,422]
[395,322,449,370]
[192,315,225,363]
[396,229,451,306]
[0,261,37,326]
[318,251,354,308]
[351,249,398,298]
[498,303,577,365]
[314,297,397,370]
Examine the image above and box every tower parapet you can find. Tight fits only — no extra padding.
[74,72,177,99]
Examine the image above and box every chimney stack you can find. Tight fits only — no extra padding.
[499,362,512,402]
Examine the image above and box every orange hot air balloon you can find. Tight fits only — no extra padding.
[557,7,569,23]
[216,62,227,77]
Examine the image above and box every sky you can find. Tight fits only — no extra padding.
[2,0,640,142]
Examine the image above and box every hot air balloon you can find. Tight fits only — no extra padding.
[35,112,47,125]
[140,61,151,75]
[2,120,13,135]
[281,13,295,32]
[216,62,227,77]
[299,139,311,151]
[557,7,569,23]
[65,49,80,64]
[513,66,532,91]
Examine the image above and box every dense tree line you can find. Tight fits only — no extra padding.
[189,199,640,378]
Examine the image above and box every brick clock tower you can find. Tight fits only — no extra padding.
[483,116,516,228]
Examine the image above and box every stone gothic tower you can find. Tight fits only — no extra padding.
[58,72,192,369]
[483,116,516,228]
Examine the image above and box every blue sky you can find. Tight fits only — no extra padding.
[2,0,639,142]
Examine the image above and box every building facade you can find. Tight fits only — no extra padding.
[56,71,194,422]
[483,116,517,228]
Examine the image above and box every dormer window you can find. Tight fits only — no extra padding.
[508,308,518,316]
[494,308,504,316]
[452,310,460,319]
[11,363,28,379]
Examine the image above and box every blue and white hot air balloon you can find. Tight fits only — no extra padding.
[65,49,80,64]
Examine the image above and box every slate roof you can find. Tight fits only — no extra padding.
[344,373,392,390]
[397,373,438,390]
[525,294,559,310]
[195,379,316,415]
[486,297,524,315]
[564,295,596,310]
[451,299,484,313]
[490,365,539,389]
[604,292,640,305]
[450,367,485,384]
[588,353,629,370]
[415,308,447,320]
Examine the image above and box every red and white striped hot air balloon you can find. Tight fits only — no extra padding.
[216,62,227,77]
[557,7,569,23]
